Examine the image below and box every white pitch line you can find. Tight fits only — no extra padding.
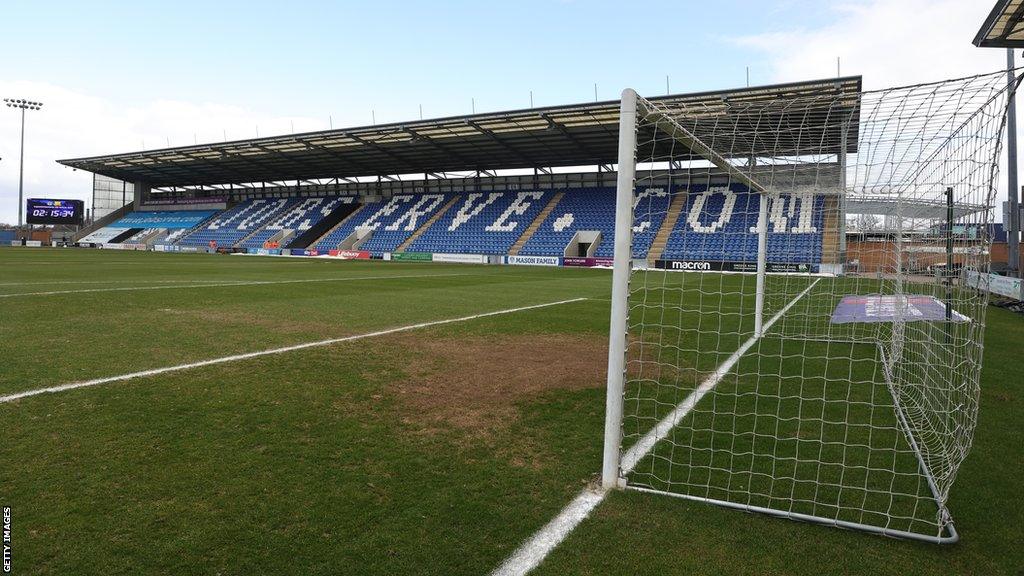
[490,489,605,576]
[0,272,476,298]
[0,279,246,287]
[489,278,820,576]
[619,277,820,474]
[0,297,587,404]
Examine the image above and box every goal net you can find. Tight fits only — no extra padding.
[602,71,1015,543]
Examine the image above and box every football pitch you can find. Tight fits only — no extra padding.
[0,248,1020,575]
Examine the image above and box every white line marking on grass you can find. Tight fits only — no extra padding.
[489,279,820,576]
[0,297,587,404]
[0,272,475,298]
[490,489,605,576]
[0,279,257,287]
[619,277,820,474]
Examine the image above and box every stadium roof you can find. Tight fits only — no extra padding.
[974,0,1024,47]
[57,76,862,188]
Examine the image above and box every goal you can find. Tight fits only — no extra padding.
[601,72,1015,543]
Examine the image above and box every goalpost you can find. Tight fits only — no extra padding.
[602,72,1016,543]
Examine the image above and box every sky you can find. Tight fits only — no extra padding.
[0,0,1011,225]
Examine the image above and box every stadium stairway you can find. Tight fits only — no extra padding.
[109,228,144,243]
[393,195,461,253]
[115,228,158,245]
[659,187,824,264]
[286,199,361,249]
[508,192,564,256]
[308,204,370,250]
[231,198,302,248]
[137,228,167,245]
[821,194,841,265]
[234,224,267,248]
[170,209,227,246]
[646,191,687,264]
[72,202,136,243]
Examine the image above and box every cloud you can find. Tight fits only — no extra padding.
[732,1,1020,225]
[732,0,1003,88]
[0,2,1016,227]
[0,80,328,225]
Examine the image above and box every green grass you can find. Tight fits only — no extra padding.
[0,250,608,396]
[0,248,1020,575]
[536,301,1024,576]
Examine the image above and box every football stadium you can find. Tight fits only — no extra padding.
[2,2,1024,575]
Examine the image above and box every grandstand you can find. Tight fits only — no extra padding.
[68,184,835,269]
[58,77,857,270]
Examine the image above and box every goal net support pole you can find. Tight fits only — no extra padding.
[602,88,639,489]
[754,193,769,337]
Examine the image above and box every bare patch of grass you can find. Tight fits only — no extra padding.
[388,333,607,437]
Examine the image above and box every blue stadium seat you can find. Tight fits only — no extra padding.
[520,187,671,258]
[238,196,352,249]
[313,193,451,255]
[660,184,824,264]
[408,190,549,255]
[165,185,825,266]
[177,198,299,247]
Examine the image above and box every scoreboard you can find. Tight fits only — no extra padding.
[26,198,85,225]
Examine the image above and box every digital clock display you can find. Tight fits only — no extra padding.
[26,198,84,225]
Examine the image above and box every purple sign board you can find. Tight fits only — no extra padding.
[830,295,969,324]
[144,196,228,206]
[562,257,614,267]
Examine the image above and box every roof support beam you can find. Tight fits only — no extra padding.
[211,149,282,184]
[115,158,192,187]
[465,120,538,166]
[179,149,257,184]
[296,139,376,175]
[346,132,416,173]
[251,143,331,178]
[407,129,477,168]
[540,112,603,162]
[998,1,1024,40]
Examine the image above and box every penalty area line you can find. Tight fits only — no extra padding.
[0,272,476,298]
[0,297,587,404]
[0,279,258,287]
[489,278,820,576]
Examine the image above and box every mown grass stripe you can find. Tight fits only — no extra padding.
[0,272,477,298]
[0,297,587,404]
